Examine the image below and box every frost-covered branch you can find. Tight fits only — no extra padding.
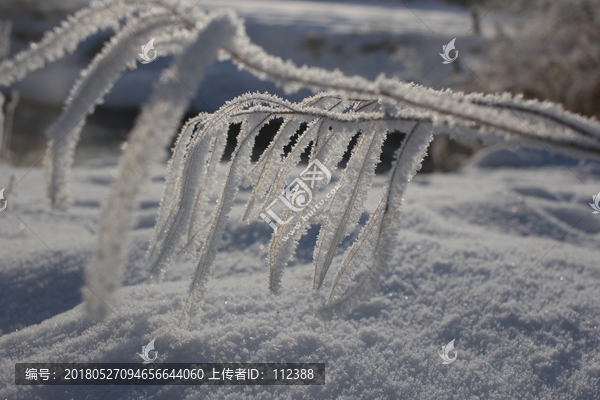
[0,2,599,323]
[223,38,600,159]
[144,93,429,325]
[46,11,192,208]
[82,10,237,318]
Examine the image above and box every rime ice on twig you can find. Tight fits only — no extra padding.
[1,2,600,323]
[81,11,237,319]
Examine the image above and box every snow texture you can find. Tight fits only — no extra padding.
[0,3,599,397]
[1,2,600,321]
[1,155,599,399]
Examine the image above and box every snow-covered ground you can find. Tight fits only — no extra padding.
[1,147,599,399]
[1,1,599,399]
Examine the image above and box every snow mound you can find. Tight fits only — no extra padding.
[0,160,599,399]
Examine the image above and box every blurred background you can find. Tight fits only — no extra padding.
[0,0,598,172]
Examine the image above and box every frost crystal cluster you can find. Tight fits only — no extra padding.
[1,0,599,325]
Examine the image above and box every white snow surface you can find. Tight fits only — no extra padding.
[201,0,470,34]
[1,149,599,399]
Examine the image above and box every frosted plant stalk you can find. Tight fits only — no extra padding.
[0,3,599,322]
[82,11,237,318]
